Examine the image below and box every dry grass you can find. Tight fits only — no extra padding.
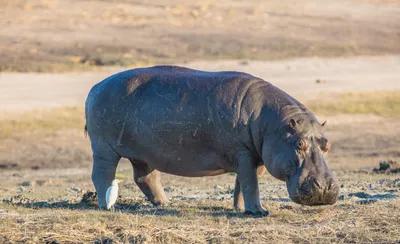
[0,170,399,243]
[0,107,84,139]
[306,91,400,118]
[0,204,396,243]
[0,107,89,170]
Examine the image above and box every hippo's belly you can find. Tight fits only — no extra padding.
[116,138,234,176]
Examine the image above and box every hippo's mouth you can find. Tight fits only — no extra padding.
[287,174,339,206]
[290,195,336,206]
[289,187,339,206]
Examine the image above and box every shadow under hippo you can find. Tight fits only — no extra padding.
[84,65,339,217]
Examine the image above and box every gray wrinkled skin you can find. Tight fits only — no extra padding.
[85,66,339,216]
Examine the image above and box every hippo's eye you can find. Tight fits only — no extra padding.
[296,139,308,151]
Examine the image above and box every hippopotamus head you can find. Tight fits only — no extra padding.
[263,105,339,206]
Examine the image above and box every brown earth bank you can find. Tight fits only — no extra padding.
[0,0,399,72]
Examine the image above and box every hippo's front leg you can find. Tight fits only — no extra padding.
[234,164,266,211]
[235,152,269,217]
[91,148,121,209]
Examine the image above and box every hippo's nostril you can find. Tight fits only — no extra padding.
[313,179,322,189]
[328,182,335,191]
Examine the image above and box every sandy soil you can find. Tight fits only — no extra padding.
[1,55,400,112]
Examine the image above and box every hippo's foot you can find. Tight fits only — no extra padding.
[234,205,245,212]
[244,205,269,217]
[150,198,170,207]
[97,205,107,210]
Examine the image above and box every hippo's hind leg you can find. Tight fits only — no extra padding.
[91,143,121,209]
[130,160,169,206]
[235,152,269,217]
[234,164,266,211]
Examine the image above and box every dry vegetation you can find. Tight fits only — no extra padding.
[0,107,84,139]
[306,91,400,118]
[1,165,399,243]
[1,190,399,243]
[0,0,399,72]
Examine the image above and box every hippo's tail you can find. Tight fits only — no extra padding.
[84,124,88,138]
[84,93,90,138]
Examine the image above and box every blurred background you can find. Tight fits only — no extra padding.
[1,0,399,72]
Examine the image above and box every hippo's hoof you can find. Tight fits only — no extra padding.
[151,199,170,207]
[244,208,269,217]
[98,206,107,211]
[234,205,245,212]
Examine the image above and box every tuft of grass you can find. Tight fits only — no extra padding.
[0,107,84,138]
[306,91,400,117]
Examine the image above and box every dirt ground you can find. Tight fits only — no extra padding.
[1,0,400,243]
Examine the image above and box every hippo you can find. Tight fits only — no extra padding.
[84,65,339,216]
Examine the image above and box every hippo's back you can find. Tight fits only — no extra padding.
[86,65,259,108]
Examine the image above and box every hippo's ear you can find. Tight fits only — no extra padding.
[289,119,304,130]
[289,119,297,129]
[320,137,331,152]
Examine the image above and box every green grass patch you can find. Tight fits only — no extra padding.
[306,91,400,117]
